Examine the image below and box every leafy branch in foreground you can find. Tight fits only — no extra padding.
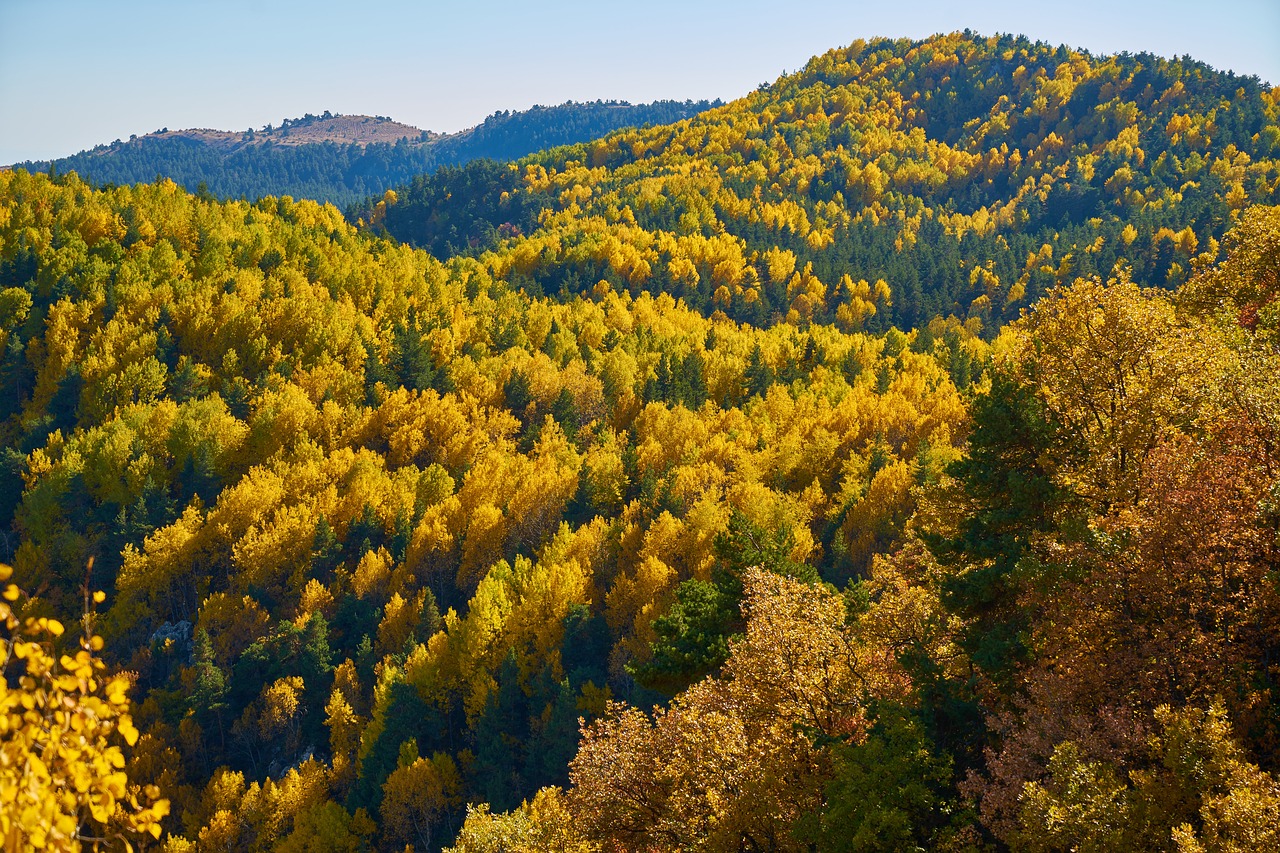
[0,560,168,851]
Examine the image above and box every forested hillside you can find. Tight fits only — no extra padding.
[370,32,1280,329]
[1,29,1278,853]
[0,167,975,849]
[9,100,718,208]
[463,202,1280,853]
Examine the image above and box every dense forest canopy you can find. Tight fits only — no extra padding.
[9,100,719,208]
[0,166,972,849]
[0,29,1278,853]
[369,32,1279,330]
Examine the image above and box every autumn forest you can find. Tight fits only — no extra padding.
[2,31,1280,852]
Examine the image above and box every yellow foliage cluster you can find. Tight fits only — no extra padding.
[0,564,167,850]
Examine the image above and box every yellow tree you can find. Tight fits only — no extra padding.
[380,747,462,851]
[324,686,363,793]
[1007,274,1227,509]
[447,787,596,853]
[571,570,860,851]
[0,563,169,850]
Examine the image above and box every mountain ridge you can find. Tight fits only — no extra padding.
[7,100,721,206]
[368,31,1280,330]
[106,114,436,152]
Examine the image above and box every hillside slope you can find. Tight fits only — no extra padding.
[0,166,973,848]
[5,172,1279,853]
[1,30,1279,853]
[373,31,1279,329]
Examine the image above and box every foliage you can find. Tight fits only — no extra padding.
[1,31,1278,853]
[571,570,856,851]
[446,787,595,853]
[0,166,967,848]
[0,562,168,850]
[537,207,1280,851]
[632,508,816,693]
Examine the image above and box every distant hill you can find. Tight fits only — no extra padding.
[367,32,1280,329]
[137,113,437,150]
[9,101,719,207]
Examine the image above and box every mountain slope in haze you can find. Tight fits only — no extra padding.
[9,100,719,207]
[371,31,1279,330]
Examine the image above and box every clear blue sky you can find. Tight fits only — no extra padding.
[1,0,1276,165]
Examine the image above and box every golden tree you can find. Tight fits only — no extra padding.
[447,787,596,853]
[0,563,169,850]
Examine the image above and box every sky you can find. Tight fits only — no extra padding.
[1,0,1277,165]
